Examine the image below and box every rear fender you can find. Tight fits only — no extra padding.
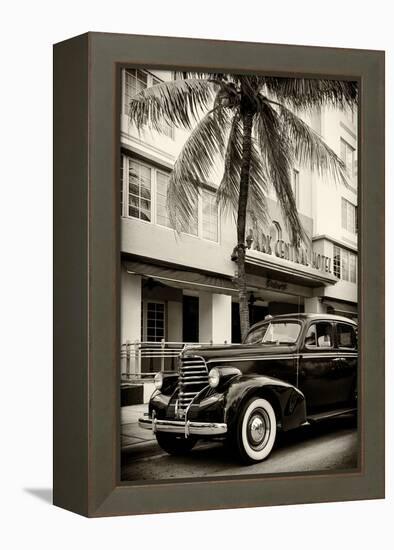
[224,375,306,432]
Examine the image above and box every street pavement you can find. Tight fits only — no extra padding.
[121,404,358,482]
[121,404,156,448]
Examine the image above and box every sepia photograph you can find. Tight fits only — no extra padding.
[3,0,387,537]
[119,68,359,482]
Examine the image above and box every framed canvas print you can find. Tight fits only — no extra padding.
[53,32,385,517]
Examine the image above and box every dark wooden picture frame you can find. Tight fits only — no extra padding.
[53,32,385,517]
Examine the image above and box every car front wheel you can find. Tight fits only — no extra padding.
[233,397,277,463]
[155,433,196,455]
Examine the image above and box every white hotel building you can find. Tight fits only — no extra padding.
[119,69,358,400]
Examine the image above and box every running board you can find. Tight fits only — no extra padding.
[307,407,357,423]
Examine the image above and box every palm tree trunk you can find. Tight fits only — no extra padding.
[237,111,254,340]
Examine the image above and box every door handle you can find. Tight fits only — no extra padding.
[332,358,342,362]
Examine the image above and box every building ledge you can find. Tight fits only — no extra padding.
[312,234,358,253]
[322,297,358,318]
[246,250,338,288]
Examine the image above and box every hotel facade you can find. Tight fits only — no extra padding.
[119,69,358,401]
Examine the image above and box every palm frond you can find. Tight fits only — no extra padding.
[247,149,270,230]
[262,78,358,111]
[167,107,230,231]
[173,70,228,82]
[217,113,270,230]
[216,113,241,213]
[255,98,306,245]
[268,99,349,186]
[128,78,218,132]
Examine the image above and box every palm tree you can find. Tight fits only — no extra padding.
[128,73,357,339]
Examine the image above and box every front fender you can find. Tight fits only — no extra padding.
[223,374,306,432]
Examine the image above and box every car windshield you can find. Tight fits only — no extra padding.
[244,321,301,345]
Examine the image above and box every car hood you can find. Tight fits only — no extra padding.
[182,343,298,363]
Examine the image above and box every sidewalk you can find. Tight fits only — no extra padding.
[121,403,156,449]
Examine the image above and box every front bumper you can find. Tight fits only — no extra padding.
[139,415,227,437]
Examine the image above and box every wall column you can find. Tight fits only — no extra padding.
[121,268,142,376]
[121,268,142,343]
[199,292,232,344]
[304,296,326,314]
[167,301,183,341]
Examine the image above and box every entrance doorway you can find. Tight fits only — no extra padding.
[231,302,269,343]
[182,295,199,343]
[231,298,304,343]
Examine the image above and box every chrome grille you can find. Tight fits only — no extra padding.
[177,356,208,416]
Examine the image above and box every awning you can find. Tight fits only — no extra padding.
[322,298,358,318]
[125,260,237,295]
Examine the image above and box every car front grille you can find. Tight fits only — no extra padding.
[177,356,209,416]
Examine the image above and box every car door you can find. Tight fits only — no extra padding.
[333,322,358,406]
[298,320,339,414]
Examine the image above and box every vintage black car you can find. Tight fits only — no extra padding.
[139,313,358,463]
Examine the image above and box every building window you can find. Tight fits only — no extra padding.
[145,302,165,342]
[341,198,357,233]
[156,172,200,236]
[150,75,174,139]
[292,169,300,209]
[271,221,282,241]
[333,246,341,278]
[121,154,219,241]
[121,156,152,221]
[156,171,171,228]
[123,69,174,139]
[342,250,349,280]
[349,253,357,283]
[340,138,356,179]
[123,69,148,114]
[333,245,357,283]
[181,197,199,236]
[202,189,218,241]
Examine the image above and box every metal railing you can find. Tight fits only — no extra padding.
[121,339,229,383]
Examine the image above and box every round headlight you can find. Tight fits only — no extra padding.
[208,368,220,388]
[154,371,163,390]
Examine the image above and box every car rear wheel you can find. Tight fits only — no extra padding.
[233,397,277,464]
[155,433,196,455]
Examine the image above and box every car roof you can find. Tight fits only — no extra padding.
[249,312,357,330]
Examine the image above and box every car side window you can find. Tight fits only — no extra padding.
[304,324,317,347]
[337,323,357,350]
[305,322,333,349]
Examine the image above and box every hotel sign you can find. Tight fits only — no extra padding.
[252,232,332,274]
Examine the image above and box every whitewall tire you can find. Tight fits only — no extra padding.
[234,397,277,463]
